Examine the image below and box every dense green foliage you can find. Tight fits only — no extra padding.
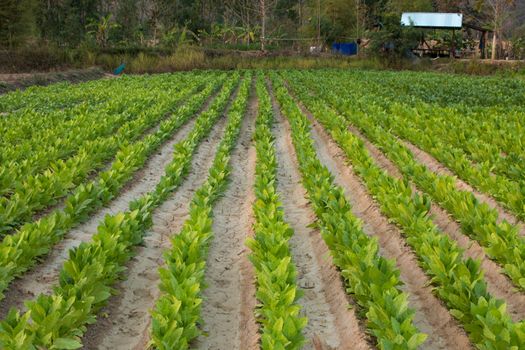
[1,68,525,349]
[2,0,522,57]
[0,72,238,349]
[282,68,525,349]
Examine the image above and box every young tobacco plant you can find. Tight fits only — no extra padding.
[245,73,307,350]
[0,75,226,303]
[0,74,240,350]
[281,71,525,349]
[270,73,425,350]
[150,73,251,350]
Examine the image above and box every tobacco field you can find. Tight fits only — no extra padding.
[0,69,525,350]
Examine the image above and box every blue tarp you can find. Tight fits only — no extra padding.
[332,42,358,56]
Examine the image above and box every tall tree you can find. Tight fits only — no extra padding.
[0,0,38,48]
[477,0,516,60]
[115,0,139,43]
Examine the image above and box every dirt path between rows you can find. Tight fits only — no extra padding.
[0,90,218,319]
[81,108,231,350]
[345,124,525,323]
[238,86,260,350]
[271,87,370,350]
[193,83,258,350]
[285,92,473,349]
[401,139,525,237]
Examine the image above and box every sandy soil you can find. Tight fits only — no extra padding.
[193,83,258,350]
[293,104,473,349]
[345,125,525,323]
[238,88,260,350]
[271,87,371,350]
[0,89,218,319]
[402,140,525,236]
[81,108,230,350]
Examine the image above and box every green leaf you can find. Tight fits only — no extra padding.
[407,333,427,349]
[52,338,83,349]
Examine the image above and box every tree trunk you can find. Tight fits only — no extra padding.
[491,30,497,61]
[261,0,265,51]
[317,0,321,46]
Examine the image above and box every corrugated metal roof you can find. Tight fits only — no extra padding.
[401,12,463,29]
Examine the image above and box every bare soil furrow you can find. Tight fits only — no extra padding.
[344,125,525,322]
[295,106,473,349]
[238,89,260,350]
[193,88,257,350]
[0,90,219,318]
[402,139,525,236]
[273,97,368,350]
[81,112,230,350]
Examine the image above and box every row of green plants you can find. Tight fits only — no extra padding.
[387,103,524,183]
[376,96,525,195]
[0,73,142,113]
[0,75,209,235]
[289,70,525,292]
[311,69,525,170]
[317,68,525,109]
[0,74,166,153]
[245,74,306,349]
[381,103,525,221]
[150,72,250,349]
[281,71,525,348]
[0,73,199,190]
[311,70,525,220]
[270,73,426,349]
[0,73,240,349]
[1,104,138,189]
[0,75,226,302]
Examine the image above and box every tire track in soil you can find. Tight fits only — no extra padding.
[81,109,231,350]
[0,89,220,319]
[401,139,525,237]
[345,124,525,323]
[288,94,472,349]
[271,91,370,350]
[193,84,258,350]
